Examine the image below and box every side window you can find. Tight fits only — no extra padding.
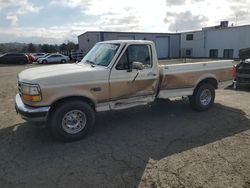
[116,51,129,70]
[116,44,151,70]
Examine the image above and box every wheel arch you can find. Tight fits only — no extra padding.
[195,76,218,91]
[49,95,96,113]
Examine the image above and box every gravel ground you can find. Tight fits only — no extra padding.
[0,64,249,188]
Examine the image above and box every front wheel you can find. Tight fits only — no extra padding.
[49,100,95,141]
[189,83,215,111]
[42,60,47,64]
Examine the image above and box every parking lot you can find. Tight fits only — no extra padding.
[0,64,250,188]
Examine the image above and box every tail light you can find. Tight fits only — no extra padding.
[232,64,237,80]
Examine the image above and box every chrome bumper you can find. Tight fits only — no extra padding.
[15,94,50,122]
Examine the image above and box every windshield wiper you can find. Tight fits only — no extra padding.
[85,60,95,65]
[85,60,96,67]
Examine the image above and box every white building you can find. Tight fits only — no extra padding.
[78,22,250,59]
[78,31,180,59]
[181,22,250,59]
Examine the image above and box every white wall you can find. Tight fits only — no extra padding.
[78,32,101,55]
[181,31,205,57]
[181,25,250,59]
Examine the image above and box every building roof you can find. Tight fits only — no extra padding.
[98,40,154,44]
[181,24,250,34]
[78,31,179,37]
[78,24,250,37]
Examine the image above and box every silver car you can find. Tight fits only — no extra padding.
[37,54,70,64]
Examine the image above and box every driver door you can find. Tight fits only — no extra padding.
[109,44,158,109]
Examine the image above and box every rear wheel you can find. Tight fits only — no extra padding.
[49,100,95,141]
[189,83,215,111]
[61,59,66,64]
[233,81,241,90]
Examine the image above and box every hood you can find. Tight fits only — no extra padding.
[18,63,110,86]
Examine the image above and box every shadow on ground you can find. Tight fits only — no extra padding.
[0,99,249,187]
[225,84,250,91]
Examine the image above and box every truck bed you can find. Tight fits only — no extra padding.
[158,60,234,91]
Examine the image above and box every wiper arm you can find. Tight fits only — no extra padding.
[85,60,96,67]
[86,60,95,65]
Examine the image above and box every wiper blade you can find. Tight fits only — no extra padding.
[85,60,97,67]
[86,60,95,65]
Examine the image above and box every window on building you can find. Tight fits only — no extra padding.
[185,49,192,57]
[223,49,234,59]
[186,34,194,40]
[209,49,218,58]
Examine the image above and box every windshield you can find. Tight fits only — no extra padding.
[80,43,120,66]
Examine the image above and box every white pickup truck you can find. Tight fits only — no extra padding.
[15,40,234,141]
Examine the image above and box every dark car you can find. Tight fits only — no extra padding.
[0,53,30,64]
[233,59,250,89]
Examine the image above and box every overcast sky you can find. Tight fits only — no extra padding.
[0,0,249,44]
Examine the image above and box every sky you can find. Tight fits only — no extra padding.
[0,0,249,44]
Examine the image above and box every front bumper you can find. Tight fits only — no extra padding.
[15,94,50,122]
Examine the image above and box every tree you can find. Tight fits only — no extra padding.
[66,41,77,50]
[28,43,36,53]
[41,44,50,53]
[21,46,28,53]
[0,44,5,53]
[60,41,77,51]
[40,44,59,53]
[59,43,67,51]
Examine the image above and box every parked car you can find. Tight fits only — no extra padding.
[37,53,70,64]
[233,59,250,89]
[33,53,46,60]
[71,50,84,62]
[0,53,29,64]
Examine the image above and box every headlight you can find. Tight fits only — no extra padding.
[19,83,42,102]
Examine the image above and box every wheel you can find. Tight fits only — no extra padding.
[61,59,66,64]
[189,83,215,111]
[42,60,47,64]
[49,100,95,141]
[234,82,241,90]
[233,80,240,90]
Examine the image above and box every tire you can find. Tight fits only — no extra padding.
[49,100,95,141]
[189,83,215,111]
[42,60,47,64]
[235,82,241,90]
[61,59,66,64]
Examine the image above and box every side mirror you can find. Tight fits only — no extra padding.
[132,61,144,70]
